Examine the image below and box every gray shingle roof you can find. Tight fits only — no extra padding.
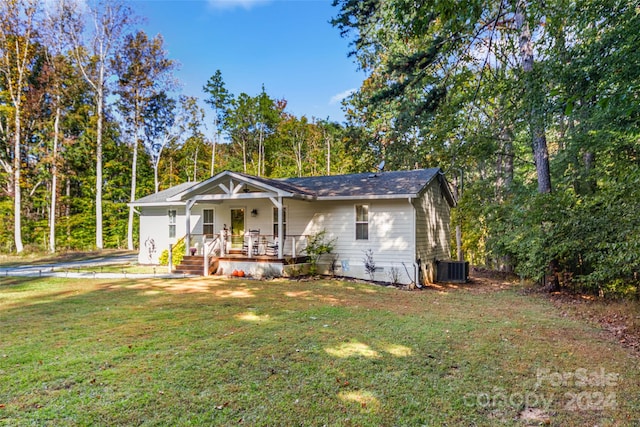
[131,168,454,206]
[282,168,442,198]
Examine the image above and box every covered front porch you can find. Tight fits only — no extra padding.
[162,171,316,277]
[175,232,311,277]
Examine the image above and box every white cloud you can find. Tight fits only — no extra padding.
[329,88,356,105]
[207,0,271,11]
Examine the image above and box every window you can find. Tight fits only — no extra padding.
[355,205,369,240]
[168,209,176,239]
[203,209,214,237]
[272,206,287,237]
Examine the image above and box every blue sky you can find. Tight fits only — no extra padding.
[132,0,364,124]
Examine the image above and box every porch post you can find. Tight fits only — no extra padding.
[219,229,226,257]
[185,199,195,256]
[277,195,284,259]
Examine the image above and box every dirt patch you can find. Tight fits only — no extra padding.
[518,407,551,424]
[424,267,520,294]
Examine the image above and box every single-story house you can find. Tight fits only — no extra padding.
[130,168,456,285]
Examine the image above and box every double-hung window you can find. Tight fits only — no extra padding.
[203,209,214,237]
[168,209,177,239]
[355,205,369,240]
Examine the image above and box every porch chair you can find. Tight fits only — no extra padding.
[242,229,260,256]
[266,237,279,257]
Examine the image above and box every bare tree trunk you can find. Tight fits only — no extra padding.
[516,0,551,194]
[154,163,160,193]
[0,0,36,253]
[210,131,216,177]
[66,177,71,247]
[127,124,139,250]
[49,101,61,253]
[96,85,104,249]
[242,138,247,174]
[13,104,23,253]
[326,133,331,175]
[193,145,198,181]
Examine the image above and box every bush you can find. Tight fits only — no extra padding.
[305,230,336,276]
[158,239,185,266]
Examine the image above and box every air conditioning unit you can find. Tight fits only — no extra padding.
[436,260,469,283]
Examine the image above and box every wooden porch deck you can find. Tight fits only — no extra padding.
[174,253,309,276]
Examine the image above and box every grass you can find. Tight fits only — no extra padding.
[0,275,638,426]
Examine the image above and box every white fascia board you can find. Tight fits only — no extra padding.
[190,193,279,201]
[166,175,228,201]
[227,172,299,197]
[166,171,296,202]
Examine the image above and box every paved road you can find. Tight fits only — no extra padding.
[0,253,188,279]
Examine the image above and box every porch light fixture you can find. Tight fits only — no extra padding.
[251,209,258,217]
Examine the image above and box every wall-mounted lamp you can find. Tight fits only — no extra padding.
[251,208,258,217]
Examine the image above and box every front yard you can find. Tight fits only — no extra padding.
[0,275,638,426]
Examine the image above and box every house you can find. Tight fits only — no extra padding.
[130,168,456,285]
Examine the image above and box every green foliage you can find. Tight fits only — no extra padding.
[158,238,185,267]
[334,0,640,297]
[363,248,376,281]
[304,230,336,276]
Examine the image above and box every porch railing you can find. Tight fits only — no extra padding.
[174,231,311,264]
[216,232,310,258]
[203,235,222,276]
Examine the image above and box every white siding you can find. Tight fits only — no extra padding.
[414,180,452,283]
[284,199,417,284]
[138,182,452,286]
[138,206,186,264]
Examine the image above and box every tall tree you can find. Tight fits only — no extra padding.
[0,0,40,253]
[225,92,256,174]
[62,0,133,249]
[202,69,231,176]
[41,0,73,253]
[178,95,207,182]
[113,30,175,250]
[514,0,551,194]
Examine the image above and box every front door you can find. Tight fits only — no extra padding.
[230,208,245,250]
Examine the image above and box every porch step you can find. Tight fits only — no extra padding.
[174,255,218,276]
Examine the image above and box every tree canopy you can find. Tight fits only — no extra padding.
[333,0,640,296]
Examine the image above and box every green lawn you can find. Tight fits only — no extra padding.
[0,276,638,426]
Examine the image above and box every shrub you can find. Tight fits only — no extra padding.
[305,230,336,276]
[158,239,186,267]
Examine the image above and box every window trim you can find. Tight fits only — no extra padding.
[202,208,215,237]
[168,209,177,239]
[355,204,369,240]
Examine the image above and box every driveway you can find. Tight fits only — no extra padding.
[0,253,187,279]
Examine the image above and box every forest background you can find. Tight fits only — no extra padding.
[1,0,638,298]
